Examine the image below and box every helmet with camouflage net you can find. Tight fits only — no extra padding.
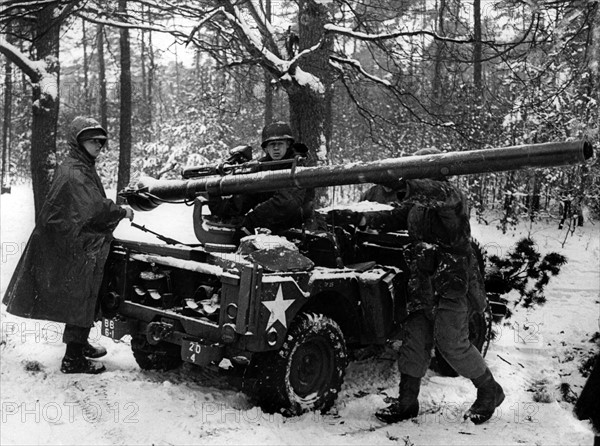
[261,122,294,148]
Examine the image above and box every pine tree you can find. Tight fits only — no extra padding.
[485,237,567,319]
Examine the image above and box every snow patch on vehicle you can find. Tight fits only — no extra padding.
[319,201,395,213]
[239,234,298,252]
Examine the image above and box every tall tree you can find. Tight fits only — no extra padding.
[264,0,274,125]
[30,4,61,216]
[117,0,132,201]
[431,0,447,106]
[473,0,482,94]
[147,24,155,132]
[2,45,13,194]
[289,0,335,163]
[140,7,149,138]
[82,18,90,114]
[0,3,63,216]
[96,24,108,130]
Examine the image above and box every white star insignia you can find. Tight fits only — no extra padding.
[262,285,295,329]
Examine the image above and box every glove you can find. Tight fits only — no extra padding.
[227,145,253,164]
[122,206,134,221]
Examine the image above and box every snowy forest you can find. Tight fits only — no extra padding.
[1,2,600,445]
[1,0,599,228]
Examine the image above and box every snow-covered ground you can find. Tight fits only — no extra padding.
[1,185,598,445]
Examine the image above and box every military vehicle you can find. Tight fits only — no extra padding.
[99,140,593,415]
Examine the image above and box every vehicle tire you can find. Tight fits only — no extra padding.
[131,336,183,371]
[244,312,348,416]
[432,240,491,377]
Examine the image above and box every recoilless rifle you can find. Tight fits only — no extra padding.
[101,140,594,416]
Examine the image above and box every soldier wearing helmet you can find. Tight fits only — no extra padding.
[260,121,295,160]
[358,147,503,426]
[209,121,313,235]
[3,116,134,375]
[342,146,503,425]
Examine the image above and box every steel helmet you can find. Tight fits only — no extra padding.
[261,122,294,148]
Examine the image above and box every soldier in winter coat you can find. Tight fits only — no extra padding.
[360,148,504,425]
[208,122,314,235]
[2,116,134,374]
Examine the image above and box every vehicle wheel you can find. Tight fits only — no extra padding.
[131,336,183,371]
[244,312,348,416]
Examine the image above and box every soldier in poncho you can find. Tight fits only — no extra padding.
[3,116,134,374]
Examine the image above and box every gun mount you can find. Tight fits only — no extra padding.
[121,140,594,212]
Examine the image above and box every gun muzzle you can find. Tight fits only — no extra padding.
[119,177,167,211]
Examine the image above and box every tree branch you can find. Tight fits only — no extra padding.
[330,54,391,86]
[324,23,477,45]
[245,0,282,59]
[0,36,41,81]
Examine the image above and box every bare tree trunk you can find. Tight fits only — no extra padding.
[117,0,132,203]
[175,47,181,103]
[264,0,273,125]
[147,18,154,132]
[473,0,482,94]
[97,24,108,130]
[31,4,60,217]
[82,18,90,114]
[288,0,334,165]
[2,50,12,194]
[140,22,148,139]
[140,4,151,139]
[528,171,541,221]
[431,0,446,106]
[500,172,516,233]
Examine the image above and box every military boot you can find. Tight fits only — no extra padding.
[375,374,421,423]
[82,342,107,359]
[61,343,106,374]
[464,368,505,424]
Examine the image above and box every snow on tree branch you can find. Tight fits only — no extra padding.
[329,55,391,87]
[74,13,184,36]
[281,67,325,95]
[0,36,58,102]
[324,23,476,45]
[246,0,282,57]
[185,7,226,46]
[0,37,38,81]
[219,4,289,74]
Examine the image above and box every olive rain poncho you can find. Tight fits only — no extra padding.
[3,117,126,327]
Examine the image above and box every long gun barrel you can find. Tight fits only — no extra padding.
[122,141,594,211]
